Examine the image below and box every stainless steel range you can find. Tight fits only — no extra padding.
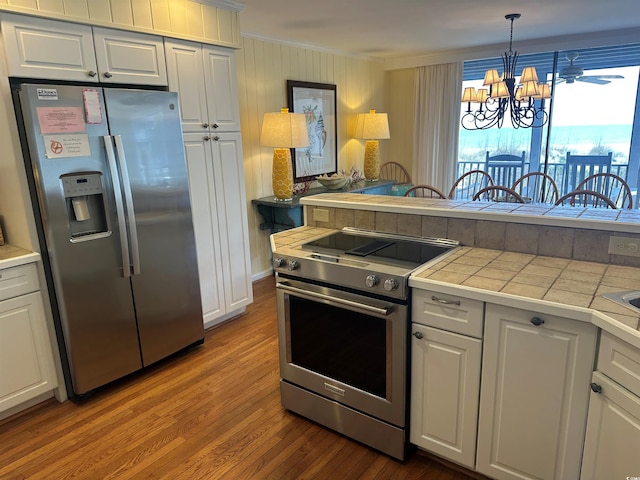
[274,227,459,460]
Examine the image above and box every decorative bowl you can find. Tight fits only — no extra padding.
[316,175,350,190]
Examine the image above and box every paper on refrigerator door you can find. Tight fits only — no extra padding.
[43,134,91,158]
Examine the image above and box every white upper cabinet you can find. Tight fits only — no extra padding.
[91,27,166,85]
[2,13,167,86]
[2,14,98,82]
[165,39,240,132]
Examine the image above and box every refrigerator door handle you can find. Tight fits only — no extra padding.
[103,135,132,278]
[114,135,141,276]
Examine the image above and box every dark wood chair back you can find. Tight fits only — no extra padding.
[576,172,633,209]
[472,185,526,203]
[555,189,617,208]
[379,162,411,184]
[512,172,559,204]
[404,185,447,199]
[448,170,494,200]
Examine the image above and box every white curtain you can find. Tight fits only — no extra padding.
[413,62,463,193]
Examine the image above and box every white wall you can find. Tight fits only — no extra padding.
[236,36,386,278]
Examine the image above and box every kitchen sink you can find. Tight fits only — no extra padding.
[602,291,640,313]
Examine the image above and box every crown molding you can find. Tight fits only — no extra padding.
[384,27,640,71]
[190,0,244,12]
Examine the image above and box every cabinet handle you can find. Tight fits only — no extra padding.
[212,135,220,141]
[203,136,210,141]
[88,70,97,77]
[431,295,460,306]
[104,72,113,78]
[530,316,545,326]
[590,383,602,394]
[413,331,423,339]
[212,123,219,129]
[203,123,209,128]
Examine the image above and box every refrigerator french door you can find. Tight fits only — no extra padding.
[17,83,204,396]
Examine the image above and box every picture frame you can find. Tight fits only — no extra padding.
[287,80,337,182]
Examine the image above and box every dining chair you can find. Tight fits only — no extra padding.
[576,172,633,209]
[555,189,617,208]
[511,172,559,204]
[485,151,526,188]
[448,170,494,200]
[404,185,448,199]
[472,185,526,203]
[379,161,411,184]
[563,152,612,195]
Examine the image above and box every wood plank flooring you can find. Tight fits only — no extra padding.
[0,276,483,479]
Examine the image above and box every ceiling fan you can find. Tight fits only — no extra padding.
[556,52,624,85]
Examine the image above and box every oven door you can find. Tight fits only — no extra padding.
[276,277,408,427]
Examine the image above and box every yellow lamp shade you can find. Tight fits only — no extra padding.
[491,81,510,98]
[461,87,478,103]
[476,88,489,103]
[520,66,539,83]
[483,69,501,86]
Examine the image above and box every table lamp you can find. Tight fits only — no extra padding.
[260,108,310,201]
[354,109,390,181]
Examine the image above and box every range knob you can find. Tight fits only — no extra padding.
[273,257,285,269]
[383,278,399,292]
[287,260,299,271]
[365,274,379,288]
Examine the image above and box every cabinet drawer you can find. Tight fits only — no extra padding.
[0,263,38,301]
[412,289,484,338]
[598,331,640,397]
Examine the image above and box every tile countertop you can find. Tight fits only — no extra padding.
[300,193,640,233]
[0,244,40,269]
[271,226,640,351]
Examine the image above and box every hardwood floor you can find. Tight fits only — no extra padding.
[0,276,482,479]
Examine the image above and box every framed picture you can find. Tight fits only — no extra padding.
[287,80,337,182]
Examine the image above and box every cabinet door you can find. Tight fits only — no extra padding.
[92,27,167,85]
[165,39,209,133]
[1,13,98,82]
[410,324,481,468]
[203,46,241,132]
[0,292,57,413]
[581,371,640,480]
[209,132,253,312]
[183,132,226,324]
[477,304,596,480]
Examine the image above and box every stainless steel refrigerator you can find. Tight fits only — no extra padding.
[16,83,204,397]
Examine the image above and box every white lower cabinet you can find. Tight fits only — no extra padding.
[580,332,640,479]
[476,304,597,480]
[581,371,640,480]
[410,324,482,468]
[183,132,252,326]
[410,289,484,468]
[0,264,57,415]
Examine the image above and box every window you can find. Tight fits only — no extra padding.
[458,44,640,206]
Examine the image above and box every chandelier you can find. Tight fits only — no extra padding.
[461,14,552,130]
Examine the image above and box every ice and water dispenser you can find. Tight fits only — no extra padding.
[61,172,109,240]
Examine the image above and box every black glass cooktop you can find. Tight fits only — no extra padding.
[302,231,454,268]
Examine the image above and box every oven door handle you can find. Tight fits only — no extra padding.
[277,282,392,316]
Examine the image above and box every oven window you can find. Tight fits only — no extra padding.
[289,295,387,398]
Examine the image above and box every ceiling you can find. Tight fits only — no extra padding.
[237,0,640,61]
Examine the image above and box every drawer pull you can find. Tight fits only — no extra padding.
[530,316,545,326]
[413,331,424,339]
[431,295,460,306]
[590,383,602,394]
